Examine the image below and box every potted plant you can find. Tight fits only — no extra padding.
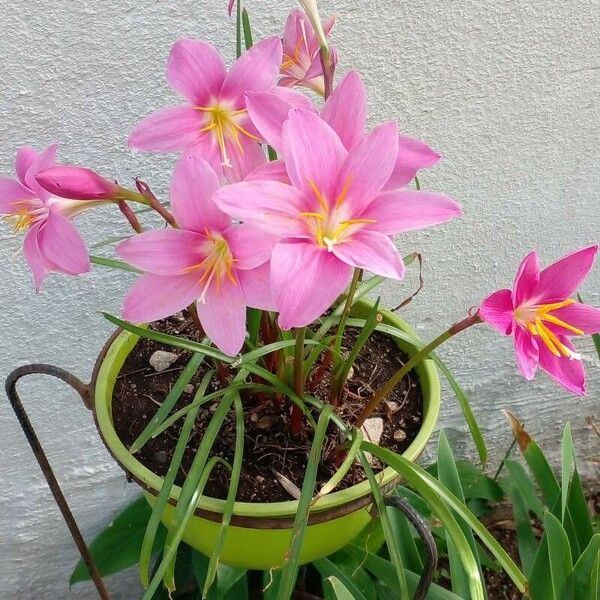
[3,2,599,599]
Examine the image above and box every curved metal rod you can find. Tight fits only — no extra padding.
[384,495,438,600]
[5,364,111,600]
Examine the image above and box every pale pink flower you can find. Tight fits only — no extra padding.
[247,70,441,188]
[480,246,600,395]
[228,0,234,16]
[36,165,123,200]
[215,109,461,329]
[280,9,335,95]
[128,37,282,183]
[117,154,275,356]
[0,145,97,290]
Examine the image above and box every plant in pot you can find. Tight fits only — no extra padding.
[3,1,600,599]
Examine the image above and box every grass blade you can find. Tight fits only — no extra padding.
[102,313,233,363]
[506,482,538,577]
[568,467,594,555]
[316,429,363,499]
[561,423,574,522]
[545,511,573,598]
[323,576,355,600]
[90,255,141,273]
[241,7,253,49]
[276,406,333,600]
[130,351,206,453]
[313,557,368,600]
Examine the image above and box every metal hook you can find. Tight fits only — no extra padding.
[5,364,112,600]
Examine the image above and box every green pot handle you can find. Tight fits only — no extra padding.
[5,364,111,600]
[384,495,438,600]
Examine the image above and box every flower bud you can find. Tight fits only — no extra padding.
[36,166,122,201]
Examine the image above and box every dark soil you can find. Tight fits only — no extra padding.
[111,314,423,502]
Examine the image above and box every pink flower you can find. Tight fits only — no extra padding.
[36,165,122,201]
[214,109,461,329]
[247,70,441,188]
[117,154,275,356]
[480,246,600,395]
[280,9,336,95]
[0,145,96,290]
[228,0,234,16]
[128,37,282,183]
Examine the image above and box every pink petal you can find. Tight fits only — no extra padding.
[166,39,226,105]
[512,251,540,307]
[224,223,276,270]
[336,122,399,214]
[384,135,442,190]
[38,210,90,275]
[281,108,346,201]
[24,143,58,202]
[22,222,47,291]
[15,146,39,185]
[549,302,600,335]
[117,229,206,275]
[222,134,267,184]
[282,10,304,57]
[170,154,228,232]
[195,276,247,356]
[36,166,120,200]
[244,159,290,184]
[246,87,315,150]
[213,180,307,237]
[479,288,515,335]
[271,239,352,329]
[221,37,283,104]
[513,326,539,380]
[238,261,274,310]
[536,245,598,302]
[228,0,234,16]
[122,272,203,323]
[538,337,586,395]
[321,70,367,150]
[0,178,36,214]
[331,230,405,280]
[128,107,203,152]
[359,190,462,235]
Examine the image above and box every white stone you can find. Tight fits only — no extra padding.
[149,351,178,373]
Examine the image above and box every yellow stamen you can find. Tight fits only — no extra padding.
[307,179,329,212]
[299,211,325,220]
[540,313,584,336]
[335,176,353,208]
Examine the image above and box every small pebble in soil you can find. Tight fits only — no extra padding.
[184,384,194,394]
[149,350,179,372]
[393,429,407,442]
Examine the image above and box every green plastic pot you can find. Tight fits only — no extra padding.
[92,300,440,570]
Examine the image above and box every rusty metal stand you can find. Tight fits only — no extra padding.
[5,364,112,600]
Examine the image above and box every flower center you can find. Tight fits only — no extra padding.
[196,104,260,169]
[183,230,237,302]
[298,178,376,251]
[281,39,309,77]
[513,298,584,358]
[3,200,48,232]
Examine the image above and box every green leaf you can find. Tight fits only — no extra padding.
[427,461,503,503]
[102,313,233,363]
[91,234,131,249]
[502,460,545,519]
[590,553,600,600]
[276,406,333,600]
[247,308,261,347]
[437,431,485,598]
[203,393,245,598]
[561,423,575,522]
[545,511,573,598]
[578,294,600,362]
[568,467,594,554]
[316,429,363,498]
[130,351,206,453]
[241,7,253,50]
[506,482,538,577]
[215,564,248,599]
[70,496,165,584]
[325,551,377,600]
[313,557,369,600]
[561,535,600,599]
[323,576,356,600]
[90,255,141,273]
[387,489,424,574]
[363,442,527,595]
[527,532,552,600]
[139,372,213,587]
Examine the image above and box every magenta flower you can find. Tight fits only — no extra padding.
[128,37,282,183]
[36,165,123,201]
[215,109,461,329]
[247,70,441,189]
[480,246,600,395]
[0,145,97,290]
[280,9,336,96]
[117,154,275,356]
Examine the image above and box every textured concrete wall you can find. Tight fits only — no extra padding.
[1,0,599,597]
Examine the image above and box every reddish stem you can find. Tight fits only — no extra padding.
[118,201,143,233]
[135,178,177,227]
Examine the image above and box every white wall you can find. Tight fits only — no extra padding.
[0,0,598,597]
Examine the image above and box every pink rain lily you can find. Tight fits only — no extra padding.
[480,246,600,395]
[117,154,275,356]
[128,37,282,183]
[0,145,97,290]
[36,165,125,201]
[247,70,441,189]
[280,9,335,95]
[215,109,461,329]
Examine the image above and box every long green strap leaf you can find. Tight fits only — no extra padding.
[91,255,141,273]
[544,511,573,598]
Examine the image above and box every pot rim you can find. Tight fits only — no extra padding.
[92,300,441,521]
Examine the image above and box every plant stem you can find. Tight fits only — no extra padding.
[492,438,517,482]
[319,45,334,99]
[135,178,177,227]
[355,311,482,428]
[235,0,242,58]
[333,268,362,360]
[294,327,306,397]
[118,201,143,233]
